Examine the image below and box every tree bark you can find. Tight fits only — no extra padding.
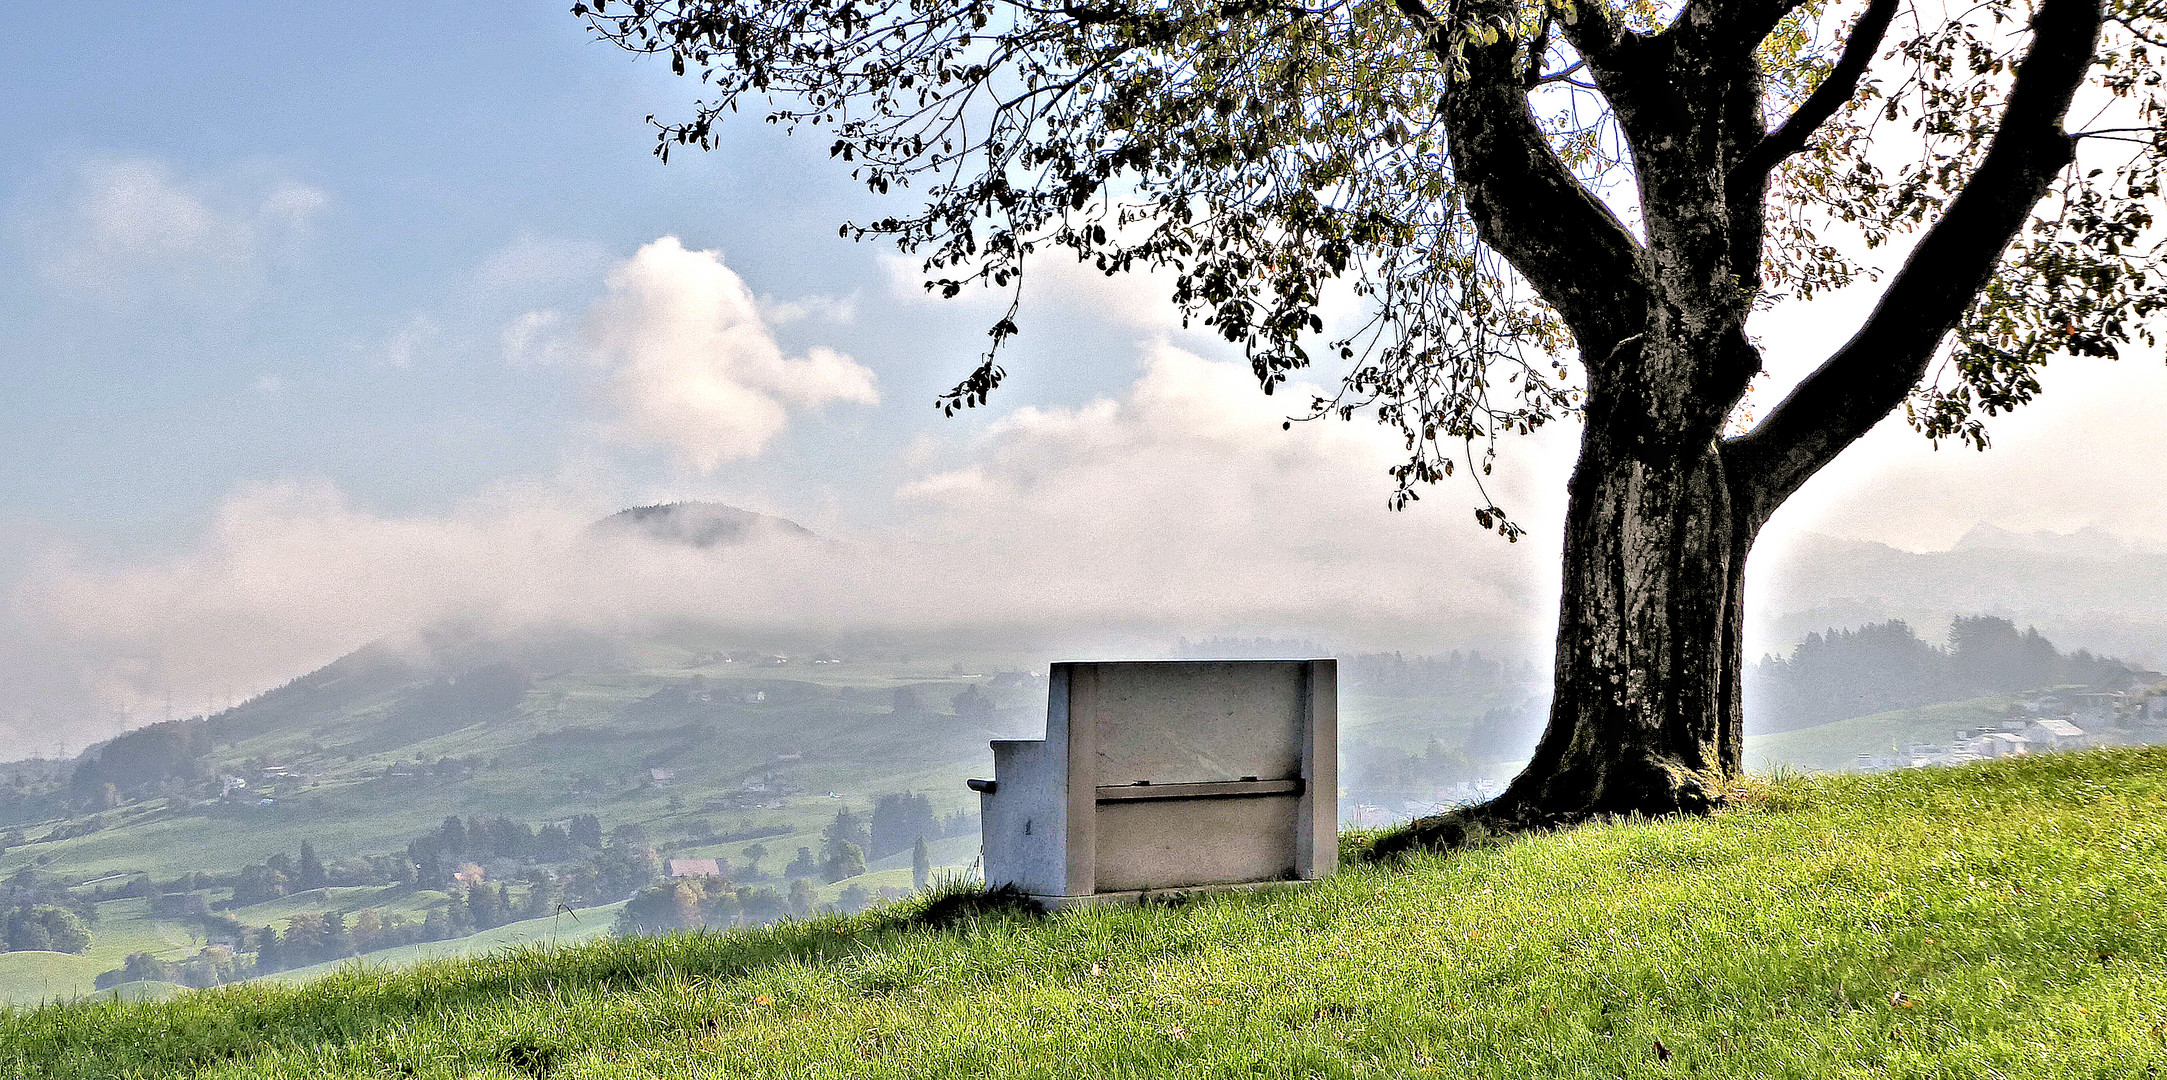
[1494,431,1753,822]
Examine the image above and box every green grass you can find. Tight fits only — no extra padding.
[5,747,2163,1078]
[224,888,449,930]
[89,981,190,1003]
[0,953,107,1008]
[84,898,201,968]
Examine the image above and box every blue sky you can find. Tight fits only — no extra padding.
[0,0,1168,554]
[5,1,2167,751]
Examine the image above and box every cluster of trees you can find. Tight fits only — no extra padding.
[405,813,608,885]
[614,876,800,936]
[1,904,91,954]
[1173,639,1541,699]
[93,812,669,987]
[612,867,914,938]
[248,876,567,973]
[97,946,243,991]
[222,814,650,908]
[65,719,215,811]
[99,875,565,988]
[774,797,960,887]
[1747,617,2135,733]
[1343,739,1483,813]
[0,869,96,955]
[868,794,939,860]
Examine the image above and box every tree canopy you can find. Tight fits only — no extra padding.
[581,0,2162,527]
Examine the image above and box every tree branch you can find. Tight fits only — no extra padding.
[1669,0,1820,54]
[1731,0,1902,184]
[1730,0,2107,519]
[1398,0,1651,355]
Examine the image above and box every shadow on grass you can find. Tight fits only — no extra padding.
[891,881,1047,928]
[1360,770,1818,864]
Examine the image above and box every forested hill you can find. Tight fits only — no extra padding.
[1745,615,2147,735]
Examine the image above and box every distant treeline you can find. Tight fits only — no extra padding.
[1746,616,2140,734]
[1173,638,1541,697]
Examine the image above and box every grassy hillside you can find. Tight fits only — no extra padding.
[1745,694,2030,771]
[254,902,627,984]
[0,953,107,1008]
[6,747,2161,1079]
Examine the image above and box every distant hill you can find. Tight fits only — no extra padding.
[1755,529,2167,667]
[593,502,815,549]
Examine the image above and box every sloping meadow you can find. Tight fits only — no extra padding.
[6,748,2162,1079]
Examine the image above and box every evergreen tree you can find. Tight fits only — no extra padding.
[821,808,871,861]
[871,793,939,858]
[821,842,867,884]
[912,837,931,892]
[438,816,467,855]
[295,842,327,891]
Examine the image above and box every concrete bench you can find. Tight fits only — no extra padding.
[969,659,1336,906]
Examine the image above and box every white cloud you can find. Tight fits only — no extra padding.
[894,341,1569,631]
[26,157,326,302]
[3,343,1571,751]
[473,235,610,295]
[376,314,441,369]
[757,291,858,326]
[881,247,1183,331]
[32,326,2162,753]
[501,309,568,366]
[585,237,880,470]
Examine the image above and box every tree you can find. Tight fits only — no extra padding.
[822,808,872,860]
[438,815,466,856]
[871,792,939,858]
[580,0,2165,829]
[4,905,91,954]
[822,841,869,883]
[295,842,327,891]
[912,836,932,891]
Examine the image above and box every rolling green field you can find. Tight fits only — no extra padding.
[255,902,629,985]
[1744,695,2034,772]
[6,746,2159,1079]
[0,953,109,1008]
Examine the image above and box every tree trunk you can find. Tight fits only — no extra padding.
[1489,426,1756,823]
[1378,420,1757,853]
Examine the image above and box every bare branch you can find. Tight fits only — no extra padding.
[1731,0,2109,517]
[1397,0,1652,356]
[1732,0,1903,184]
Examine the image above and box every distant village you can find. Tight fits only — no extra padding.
[1850,684,2167,772]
